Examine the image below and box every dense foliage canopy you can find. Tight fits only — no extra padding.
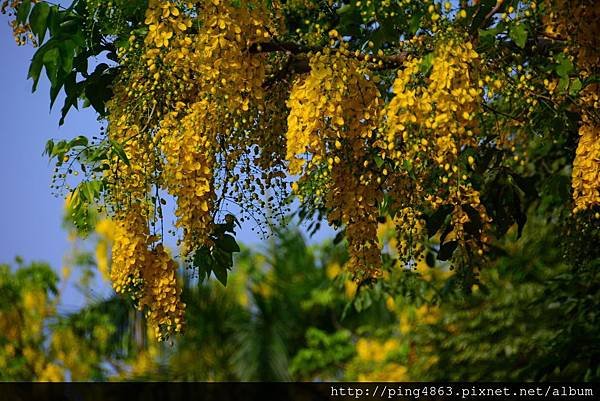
[2,0,598,341]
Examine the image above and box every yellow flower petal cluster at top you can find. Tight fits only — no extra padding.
[287,43,383,279]
[384,38,491,259]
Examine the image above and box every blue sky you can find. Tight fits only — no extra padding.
[0,15,333,308]
[0,18,102,306]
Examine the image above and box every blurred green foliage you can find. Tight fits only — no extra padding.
[1,214,598,381]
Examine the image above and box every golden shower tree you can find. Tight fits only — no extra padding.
[3,0,598,339]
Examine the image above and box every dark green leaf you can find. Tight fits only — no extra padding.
[214,248,233,269]
[29,2,50,43]
[469,0,497,33]
[437,241,458,261]
[49,76,64,109]
[403,159,416,180]
[28,45,47,92]
[462,204,482,236]
[46,5,60,36]
[426,205,453,238]
[42,46,60,86]
[557,76,569,92]
[425,252,436,268]
[333,229,346,245]
[84,65,115,115]
[408,11,423,34]
[213,263,228,286]
[16,0,32,24]
[59,39,77,73]
[109,139,130,166]
[216,234,240,253]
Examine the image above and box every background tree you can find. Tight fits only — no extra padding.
[3,216,598,381]
[0,258,142,380]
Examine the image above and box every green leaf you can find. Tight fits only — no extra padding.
[557,76,569,92]
[49,76,64,109]
[426,205,453,238]
[509,23,527,49]
[28,47,46,92]
[60,73,79,125]
[354,289,372,312]
[217,234,240,253]
[43,139,54,157]
[42,46,60,86]
[69,135,88,148]
[337,4,362,37]
[373,155,384,168]
[555,53,573,78]
[420,52,434,74]
[462,204,482,236]
[403,159,416,180]
[46,5,60,36]
[59,39,77,73]
[213,263,228,286]
[80,181,94,203]
[109,139,130,166]
[16,0,32,24]
[193,246,213,283]
[214,248,233,269]
[29,2,50,43]
[569,78,582,96]
[84,64,115,115]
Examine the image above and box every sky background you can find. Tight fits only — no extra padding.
[0,17,98,307]
[0,14,333,310]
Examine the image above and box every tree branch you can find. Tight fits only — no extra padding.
[251,40,410,87]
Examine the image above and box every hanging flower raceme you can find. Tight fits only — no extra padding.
[384,38,491,260]
[287,45,383,278]
[100,0,286,338]
[159,102,217,253]
[572,122,600,213]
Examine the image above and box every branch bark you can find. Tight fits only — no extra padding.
[250,40,410,87]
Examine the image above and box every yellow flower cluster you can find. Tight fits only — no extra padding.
[0,275,65,381]
[101,0,285,337]
[110,210,148,297]
[141,244,185,340]
[351,338,408,381]
[1,0,38,45]
[384,39,491,257]
[159,105,216,252]
[572,122,600,213]
[95,218,116,281]
[111,210,185,339]
[542,1,600,214]
[287,45,383,278]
